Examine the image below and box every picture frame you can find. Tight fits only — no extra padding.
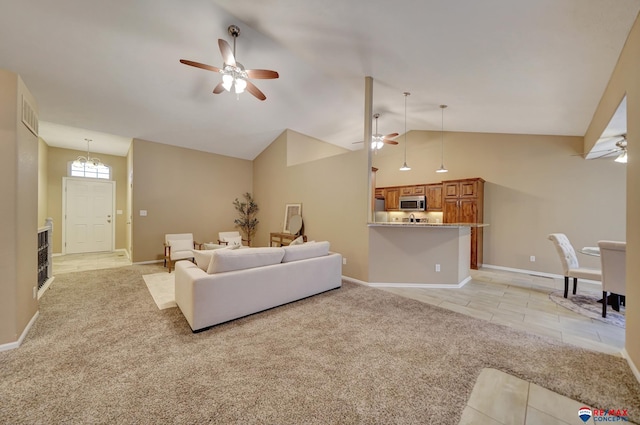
[283,203,302,233]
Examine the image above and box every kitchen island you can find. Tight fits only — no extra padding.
[368,222,488,287]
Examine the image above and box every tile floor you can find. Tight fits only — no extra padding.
[460,368,637,425]
[380,268,625,356]
[51,254,631,424]
[52,250,132,274]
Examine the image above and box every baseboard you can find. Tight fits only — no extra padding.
[133,259,164,265]
[114,248,130,259]
[482,264,601,285]
[622,349,640,384]
[349,275,472,289]
[0,310,39,352]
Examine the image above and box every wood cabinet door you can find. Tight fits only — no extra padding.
[443,182,459,198]
[442,198,459,223]
[413,185,426,195]
[385,188,400,210]
[400,186,413,196]
[459,180,478,198]
[458,199,477,223]
[426,184,442,211]
[374,188,385,199]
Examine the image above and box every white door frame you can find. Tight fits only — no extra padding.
[62,177,116,255]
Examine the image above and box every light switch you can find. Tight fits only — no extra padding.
[140,210,147,217]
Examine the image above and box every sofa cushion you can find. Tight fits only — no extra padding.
[207,247,285,274]
[192,249,217,271]
[282,241,330,263]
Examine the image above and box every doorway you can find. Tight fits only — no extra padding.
[63,177,115,254]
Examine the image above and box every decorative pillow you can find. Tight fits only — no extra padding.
[207,247,285,274]
[282,241,330,263]
[168,239,193,252]
[289,236,305,246]
[223,235,243,246]
[192,249,217,271]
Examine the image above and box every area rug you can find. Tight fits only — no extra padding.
[142,272,176,309]
[549,290,625,328]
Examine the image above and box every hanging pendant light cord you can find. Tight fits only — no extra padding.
[441,106,444,164]
[404,93,408,162]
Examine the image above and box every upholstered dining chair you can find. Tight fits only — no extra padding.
[548,233,602,298]
[164,233,200,273]
[598,240,626,317]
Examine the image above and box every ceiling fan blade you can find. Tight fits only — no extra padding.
[218,39,236,66]
[213,82,225,94]
[384,133,399,139]
[246,69,279,79]
[179,59,221,73]
[245,80,266,101]
[382,139,399,145]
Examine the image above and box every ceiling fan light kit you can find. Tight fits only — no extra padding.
[180,24,279,101]
[436,104,449,173]
[400,92,411,171]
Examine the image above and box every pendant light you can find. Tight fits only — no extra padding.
[74,138,103,167]
[436,104,448,173]
[399,92,411,171]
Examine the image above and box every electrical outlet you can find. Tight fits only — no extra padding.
[530,256,536,262]
[435,264,441,272]
[343,258,347,265]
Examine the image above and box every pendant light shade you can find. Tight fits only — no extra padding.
[400,92,411,171]
[436,104,448,173]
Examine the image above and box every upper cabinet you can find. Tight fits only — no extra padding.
[426,184,442,211]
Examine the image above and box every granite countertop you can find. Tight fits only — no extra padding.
[368,222,489,228]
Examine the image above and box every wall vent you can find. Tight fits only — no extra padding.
[21,95,39,136]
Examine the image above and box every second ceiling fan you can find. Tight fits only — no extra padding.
[180,25,279,101]
[353,113,399,152]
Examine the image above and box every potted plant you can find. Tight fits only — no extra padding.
[233,192,259,246]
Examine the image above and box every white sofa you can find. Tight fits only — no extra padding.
[175,241,342,331]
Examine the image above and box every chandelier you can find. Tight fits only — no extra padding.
[74,138,103,167]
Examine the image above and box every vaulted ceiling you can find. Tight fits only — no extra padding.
[1,0,638,159]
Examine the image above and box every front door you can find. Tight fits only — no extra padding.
[64,178,115,254]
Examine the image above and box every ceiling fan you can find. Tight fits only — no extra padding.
[353,113,399,152]
[583,134,627,163]
[179,25,279,101]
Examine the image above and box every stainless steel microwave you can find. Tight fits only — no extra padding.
[399,195,426,211]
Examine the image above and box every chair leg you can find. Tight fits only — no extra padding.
[572,277,577,295]
[602,291,607,318]
[611,294,620,312]
[167,258,173,273]
[564,276,569,298]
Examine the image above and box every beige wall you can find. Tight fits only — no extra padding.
[131,138,253,263]
[37,138,48,226]
[253,132,370,281]
[586,13,640,374]
[286,129,350,166]
[45,146,128,253]
[373,131,626,274]
[0,70,38,346]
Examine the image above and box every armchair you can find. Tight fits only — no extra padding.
[598,240,626,317]
[548,233,601,298]
[164,233,201,273]
[217,231,247,247]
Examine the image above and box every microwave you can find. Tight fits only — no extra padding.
[399,195,426,211]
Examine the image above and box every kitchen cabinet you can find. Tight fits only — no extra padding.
[426,184,442,211]
[374,188,385,199]
[442,178,485,269]
[384,188,400,210]
[400,185,425,196]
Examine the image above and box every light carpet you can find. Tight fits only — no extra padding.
[143,272,176,309]
[1,265,638,424]
[549,290,625,328]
